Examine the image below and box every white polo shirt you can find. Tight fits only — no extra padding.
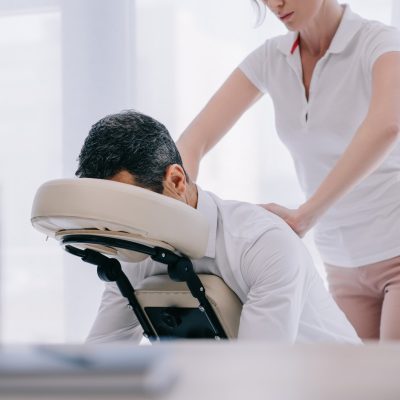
[87,187,360,344]
[239,4,400,267]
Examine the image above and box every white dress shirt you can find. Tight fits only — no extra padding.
[239,4,400,267]
[87,187,360,344]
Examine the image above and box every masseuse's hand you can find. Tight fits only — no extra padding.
[260,203,317,238]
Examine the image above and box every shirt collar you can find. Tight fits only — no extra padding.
[277,31,300,56]
[277,4,363,56]
[195,186,217,259]
[327,4,364,54]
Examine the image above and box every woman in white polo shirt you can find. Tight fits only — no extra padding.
[176,0,400,341]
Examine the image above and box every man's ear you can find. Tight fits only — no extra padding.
[163,164,187,199]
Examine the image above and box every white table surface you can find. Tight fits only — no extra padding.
[166,341,400,400]
[1,341,399,400]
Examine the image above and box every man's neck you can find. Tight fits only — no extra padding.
[186,182,198,209]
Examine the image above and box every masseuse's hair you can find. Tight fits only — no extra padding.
[76,110,187,193]
[251,0,266,25]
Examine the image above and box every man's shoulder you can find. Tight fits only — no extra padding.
[206,191,293,243]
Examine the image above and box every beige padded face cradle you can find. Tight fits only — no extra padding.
[31,179,210,262]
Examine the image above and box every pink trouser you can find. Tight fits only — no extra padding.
[325,256,400,341]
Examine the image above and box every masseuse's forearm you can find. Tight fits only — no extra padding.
[176,132,203,182]
[177,68,262,181]
[302,120,399,219]
[302,53,400,221]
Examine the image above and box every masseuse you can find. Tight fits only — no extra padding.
[177,1,400,340]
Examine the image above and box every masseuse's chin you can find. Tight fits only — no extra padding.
[282,21,301,31]
[280,17,302,31]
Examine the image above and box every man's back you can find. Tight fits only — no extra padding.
[87,187,360,344]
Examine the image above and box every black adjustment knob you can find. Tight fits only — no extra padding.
[96,258,121,282]
[161,310,181,329]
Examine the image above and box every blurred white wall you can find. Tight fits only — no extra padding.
[61,0,136,343]
[0,6,63,343]
[393,0,400,27]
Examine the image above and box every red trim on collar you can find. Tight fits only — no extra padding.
[290,36,300,54]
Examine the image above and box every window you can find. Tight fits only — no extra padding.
[0,8,63,343]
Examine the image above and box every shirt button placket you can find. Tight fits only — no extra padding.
[306,60,325,127]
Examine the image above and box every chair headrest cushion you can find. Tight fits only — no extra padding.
[31,179,209,261]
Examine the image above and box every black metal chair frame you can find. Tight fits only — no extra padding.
[63,234,228,341]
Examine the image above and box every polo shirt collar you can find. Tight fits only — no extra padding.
[277,4,363,56]
[327,4,364,54]
[195,186,217,259]
[277,31,299,56]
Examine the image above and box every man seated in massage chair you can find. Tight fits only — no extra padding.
[76,110,360,344]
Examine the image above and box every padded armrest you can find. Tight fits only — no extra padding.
[31,179,209,261]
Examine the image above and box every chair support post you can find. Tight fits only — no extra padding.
[152,249,228,339]
[65,245,158,341]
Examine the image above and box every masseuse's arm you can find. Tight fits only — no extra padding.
[265,52,400,236]
[177,68,262,180]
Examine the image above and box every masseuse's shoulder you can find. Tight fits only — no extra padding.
[358,17,400,47]
[353,18,400,73]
